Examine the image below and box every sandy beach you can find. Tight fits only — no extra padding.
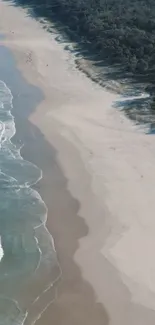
[1,1,155,324]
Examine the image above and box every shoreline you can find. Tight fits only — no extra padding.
[0,44,62,323]
[6,43,110,325]
[1,1,155,324]
[0,6,112,325]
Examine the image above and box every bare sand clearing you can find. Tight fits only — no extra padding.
[1,1,155,324]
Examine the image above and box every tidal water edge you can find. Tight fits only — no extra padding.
[0,44,60,325]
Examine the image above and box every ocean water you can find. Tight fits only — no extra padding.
[0,80,60,324]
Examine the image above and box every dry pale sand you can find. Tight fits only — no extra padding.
[1,1,155,324]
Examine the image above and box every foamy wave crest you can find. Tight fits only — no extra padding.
[0,80,61,325]
[0,237,4,263]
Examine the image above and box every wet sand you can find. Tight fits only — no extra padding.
[1,1,155,324]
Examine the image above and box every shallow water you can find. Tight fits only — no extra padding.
[0,80,60,324]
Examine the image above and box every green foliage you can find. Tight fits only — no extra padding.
[16,0,155,75]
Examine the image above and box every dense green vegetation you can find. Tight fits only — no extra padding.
[14,0,155,77]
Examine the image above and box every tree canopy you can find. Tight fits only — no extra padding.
[15,0,155,77]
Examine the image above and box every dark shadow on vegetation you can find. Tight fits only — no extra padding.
[114,96,155,131]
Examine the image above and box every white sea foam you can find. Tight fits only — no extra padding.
[117,92,150,102]
[0,237,4,262]
[0,80,61,325]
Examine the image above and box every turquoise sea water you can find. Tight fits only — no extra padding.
[0,80,60,324]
